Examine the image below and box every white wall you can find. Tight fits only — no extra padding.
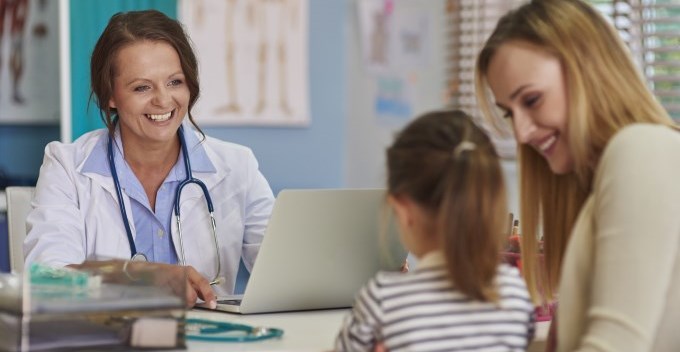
[502,160,520,218]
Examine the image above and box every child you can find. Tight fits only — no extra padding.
[336,110,534,351]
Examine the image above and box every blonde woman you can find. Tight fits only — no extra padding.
[475,0,680,351]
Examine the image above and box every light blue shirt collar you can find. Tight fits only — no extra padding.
[81,120,216,177]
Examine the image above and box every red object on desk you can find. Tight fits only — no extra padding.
[535,301,556,322]
[501,252,521,268]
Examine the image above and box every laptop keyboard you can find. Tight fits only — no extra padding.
[217,299,242,306]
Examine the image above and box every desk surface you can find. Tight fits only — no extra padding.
[186,308,347,351]
[185,308,549,352]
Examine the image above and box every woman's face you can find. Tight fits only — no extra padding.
[486,40,574,174]
[109,40,189,149]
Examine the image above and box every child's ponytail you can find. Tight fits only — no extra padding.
[439,135,507,302]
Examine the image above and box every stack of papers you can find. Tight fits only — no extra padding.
[0,265,186,351]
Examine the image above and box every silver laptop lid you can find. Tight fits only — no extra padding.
[232,188,406,314]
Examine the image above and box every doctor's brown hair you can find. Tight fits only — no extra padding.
[90,10,202,137]
[387,110,508,302]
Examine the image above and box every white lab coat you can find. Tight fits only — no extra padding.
[23,127,275,295]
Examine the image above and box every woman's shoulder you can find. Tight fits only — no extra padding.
[197,135,263,175]
[44,129,107,161]
[606,123,680,153]
[601,123,680,167]
[594,123,680,195]
[202,135,256,159]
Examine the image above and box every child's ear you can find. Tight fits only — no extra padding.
[388,195,413,228]
[109,98,117,109]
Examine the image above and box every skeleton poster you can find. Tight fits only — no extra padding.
[0,0,59,124]
[180,0,309,126]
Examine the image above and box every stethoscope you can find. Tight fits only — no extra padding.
[185,318,284,342]
[107,124,222,285]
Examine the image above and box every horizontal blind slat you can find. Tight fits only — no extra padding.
[600,0,680,118]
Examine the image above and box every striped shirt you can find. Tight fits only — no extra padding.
[336,251,535,352]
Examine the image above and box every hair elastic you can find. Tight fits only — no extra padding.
[453,141,476,158]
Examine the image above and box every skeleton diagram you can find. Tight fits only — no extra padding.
[0,0,28,104]
[194,0,298,117]
[216,0,241,114]
[248,0,298,117]
[0,0,47,106]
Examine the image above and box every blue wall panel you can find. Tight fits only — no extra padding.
[0,215,8,272]
[70,0,178,140]
[0,125,59,181]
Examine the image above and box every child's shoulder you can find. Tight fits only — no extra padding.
[497,263,523,279]
[370,265,448,288]
[496,263,529,288]
[495,264,533,308]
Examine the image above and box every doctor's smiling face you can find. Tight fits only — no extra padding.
[109,40,189,149]
[486,40,574,174]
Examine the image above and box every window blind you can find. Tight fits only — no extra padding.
[445,0,524,158]
[446,0,680,158]
[591,0,680,120]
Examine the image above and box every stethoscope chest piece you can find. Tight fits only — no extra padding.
[131,253,148,262]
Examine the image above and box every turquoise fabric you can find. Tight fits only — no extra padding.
[69,0,177,140]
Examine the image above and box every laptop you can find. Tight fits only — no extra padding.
[210,188,407,314]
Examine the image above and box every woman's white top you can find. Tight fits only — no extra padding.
[558,124,680,351]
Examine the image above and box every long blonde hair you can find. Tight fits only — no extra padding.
[475,0,675,302]
[387,110,507,302]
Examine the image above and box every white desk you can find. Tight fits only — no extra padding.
[185,309,549,351]
[186,308,348,351]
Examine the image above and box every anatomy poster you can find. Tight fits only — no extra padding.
[0,0,59,124]
[357,0,431,75]
[357,0,430,120]
[180,0,309,126]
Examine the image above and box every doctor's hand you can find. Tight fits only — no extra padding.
[183,265,217,309]
[130,262,217,309]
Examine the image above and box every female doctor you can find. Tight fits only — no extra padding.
[23,10,275,308]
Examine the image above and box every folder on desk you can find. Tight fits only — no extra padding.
[0,264,186,351]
